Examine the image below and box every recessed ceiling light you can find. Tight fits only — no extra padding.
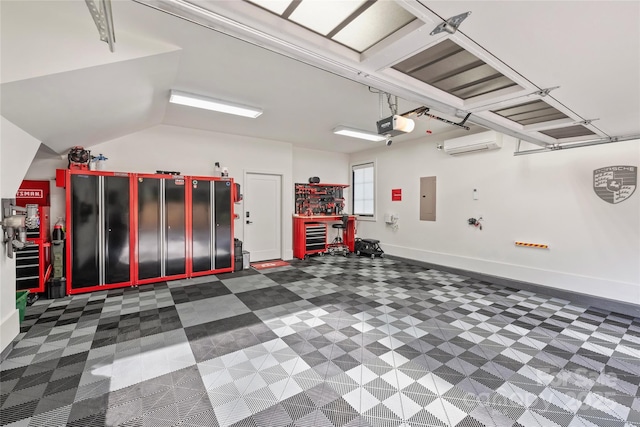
[169,90,263,118]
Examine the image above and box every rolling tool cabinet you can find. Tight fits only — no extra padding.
[57,169,235,295]
[303,223,327,258]
[15,243,50,293]
[14,182,52,293]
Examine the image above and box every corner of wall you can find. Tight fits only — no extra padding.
[0,309,19,358]
[0,238,19,355]
[0,116,41,354]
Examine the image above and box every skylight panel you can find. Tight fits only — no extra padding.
[331,1,416,52]
[289,0,366,36]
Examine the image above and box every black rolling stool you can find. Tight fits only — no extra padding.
[328,215,349,256]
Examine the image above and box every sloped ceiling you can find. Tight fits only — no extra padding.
[1,0,638,155]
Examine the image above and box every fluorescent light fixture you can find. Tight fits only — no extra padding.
[169,90,263,118]
[333,126,386,142]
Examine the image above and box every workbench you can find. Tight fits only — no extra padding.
[293,215,356,259]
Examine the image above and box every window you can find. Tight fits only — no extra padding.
[352,162,374,217]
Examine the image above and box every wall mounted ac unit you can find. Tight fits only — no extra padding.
[443,131,503,155]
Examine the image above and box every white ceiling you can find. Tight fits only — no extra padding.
[1,0,638,155]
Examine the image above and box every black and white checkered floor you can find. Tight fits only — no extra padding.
[2,256,640,427]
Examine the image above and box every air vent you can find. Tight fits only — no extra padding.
[492,100,569,125]
[539,125,596,139]
[393,39,521,100]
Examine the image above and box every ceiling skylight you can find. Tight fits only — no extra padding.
[332,1,415,52]
[393,39,521,100]
[539,125,596,139]
[244,0,416,53]
[492,100,569,126]
[289,1,365,36]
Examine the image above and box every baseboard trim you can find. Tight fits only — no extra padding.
[1,309,20,360]
[388,255,640,319]
[0,342,14,362]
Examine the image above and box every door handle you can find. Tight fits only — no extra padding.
[246,220,253,224]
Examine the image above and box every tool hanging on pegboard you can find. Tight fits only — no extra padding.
[295,182,347,215]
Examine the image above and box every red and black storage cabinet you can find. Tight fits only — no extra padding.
[58,170,235,295]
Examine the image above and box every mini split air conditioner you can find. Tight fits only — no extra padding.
[443,131,503,155]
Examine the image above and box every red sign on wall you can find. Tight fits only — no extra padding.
[392,188,402,201]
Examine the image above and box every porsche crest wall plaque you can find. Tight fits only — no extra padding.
[593,166,637,204]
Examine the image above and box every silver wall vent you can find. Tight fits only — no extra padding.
[392,39,521,100]
[492,100,568,125]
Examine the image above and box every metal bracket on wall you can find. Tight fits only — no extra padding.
[85,0,116,52]
[430,11,472,36]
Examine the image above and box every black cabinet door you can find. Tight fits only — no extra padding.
[137,178,161,280]
[104,176,130,284]
[192,180,212,272]
[71,174,100,288]
[214,181,232,269]
[165,179,186,276]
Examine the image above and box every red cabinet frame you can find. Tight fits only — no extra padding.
[58,169,235,295]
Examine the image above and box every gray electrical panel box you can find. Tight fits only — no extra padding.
[420,176,436,221]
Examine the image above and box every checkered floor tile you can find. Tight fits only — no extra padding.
[2,256,639,426]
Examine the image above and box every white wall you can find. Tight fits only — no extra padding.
[292,147,349,185]
[1,117,42,354]
[72,124,295,259]
[293,147,350,211]
[26,126,351,264]
[24,155,67,234]
[23,127,353,267]
[350,135,640,304]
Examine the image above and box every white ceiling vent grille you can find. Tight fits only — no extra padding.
[443,131,503,155]
[392,39,521,100]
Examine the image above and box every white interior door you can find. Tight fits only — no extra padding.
[244,173,282,262]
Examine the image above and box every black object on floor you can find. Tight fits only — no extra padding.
[46,278,66,299]
[354,237,385,258]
